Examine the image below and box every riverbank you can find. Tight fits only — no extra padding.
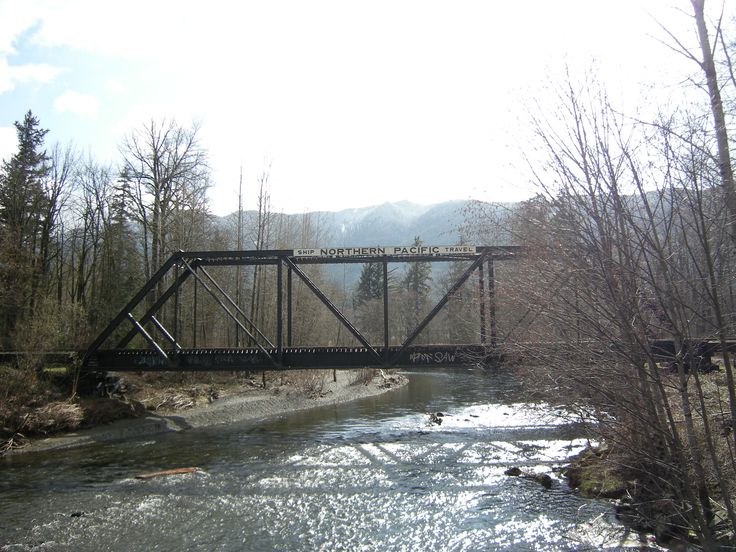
[5,369,407,455]
[536,359,736,550]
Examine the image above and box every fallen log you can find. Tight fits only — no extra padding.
[135,467,200,480]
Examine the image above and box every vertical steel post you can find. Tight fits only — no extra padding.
[234,263,240,348]
[234,277,240,348]
[173,262,179,344]
[479,261,487,344]
[383,261,389,360]
[488,259,497,347]
[277,259,283,361]
[192,265,198,348]
[287,264,293,347]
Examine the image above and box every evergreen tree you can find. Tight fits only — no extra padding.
[354,262,383,307]
[0,111,51,346]
[353,261,391,344]
[402,236,432,341]
[0,111,50,249]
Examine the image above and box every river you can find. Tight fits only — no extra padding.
[0,368,656,551]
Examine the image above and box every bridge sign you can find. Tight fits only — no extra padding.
[293,245,477,257]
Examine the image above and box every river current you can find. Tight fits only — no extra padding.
[0,368,656,551]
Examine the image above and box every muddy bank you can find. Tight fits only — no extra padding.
[12,371,408,455]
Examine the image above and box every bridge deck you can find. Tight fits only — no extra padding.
[88,345,494,371]
[5,339,735,372]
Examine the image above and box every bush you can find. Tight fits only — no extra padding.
[23,401,84,434]
[12,298,90,367]
[349,368,377,386]
[289,369,327,398]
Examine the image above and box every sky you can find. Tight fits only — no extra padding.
[0,0,728,215]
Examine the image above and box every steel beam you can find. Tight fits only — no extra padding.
[488,259,497,347]
[182,259,278,367]
[198,266,273,348]
[479,262,487,344]
[173,262,180,344]
[287,266,293,347]
[284,258,384,365]
[390,253,488,365]
[82,252,182,365]
[126,313,169,362]
[116,269,194,348]
[91,344,492,372]
[150,315,181,350]
[182,245,523,264]
[277,259,283,362]
[383,260,389,358]
[193,265,198,348]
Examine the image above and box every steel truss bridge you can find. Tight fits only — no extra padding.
[82,246,523,372]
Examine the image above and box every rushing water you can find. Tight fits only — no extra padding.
[0,368,656,551]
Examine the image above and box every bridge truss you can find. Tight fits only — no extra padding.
[83,246,523,372]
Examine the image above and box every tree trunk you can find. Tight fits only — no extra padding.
[691,0,736,244]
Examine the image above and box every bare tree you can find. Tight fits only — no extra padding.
[690,0,736,243]
[119,118,210,306]
[248,170,272,344]
[37,143,75,303]
[497,68,736,545]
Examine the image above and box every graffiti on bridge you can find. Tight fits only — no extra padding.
[408,350,458,365]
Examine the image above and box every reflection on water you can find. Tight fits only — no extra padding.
[0,368,658,551]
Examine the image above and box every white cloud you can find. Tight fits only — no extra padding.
[0,1,63,93]
[53,89,101,117]
[0,0,46,55]
[0,126,17,163]
[0,57,64,94]
[22,0,203,60]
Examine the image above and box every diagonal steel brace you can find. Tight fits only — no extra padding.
[198,266,274,349]
[390,252,488,365]
[284,257,384,365]
[181,259,278,367]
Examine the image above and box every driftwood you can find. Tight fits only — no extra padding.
[0,431,28,455]
[135,467,200,480]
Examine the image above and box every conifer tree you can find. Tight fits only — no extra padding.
[354,262,383,307]
[0,111,51,346]
[402,236,432,340]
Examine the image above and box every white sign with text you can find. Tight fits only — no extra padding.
[293,245,477,257]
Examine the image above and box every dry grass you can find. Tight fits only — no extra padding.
[678,371,736,540]
[1,366,42,406]
[118,370,254,411]
[77,397,146,425]
[348,368,377,386]
[0,366,62,429]
[137,386,219,411]
[22,401,84,434]
[288,369,327,398]
[1,365,67,454]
